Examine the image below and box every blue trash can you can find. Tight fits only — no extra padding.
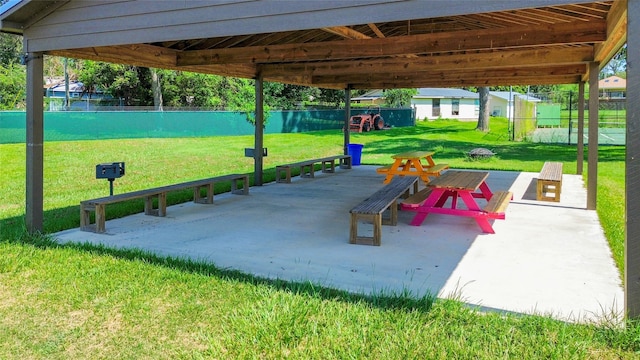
[347,143,364,166]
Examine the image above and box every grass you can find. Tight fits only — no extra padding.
[0,118,636,358]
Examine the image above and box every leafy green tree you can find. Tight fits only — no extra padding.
[160,71,223,108]
[78,61,152,106]
[0,63,25,109]
[0,33,22,66]
[317,88,344,108]
[383,88,417,107]
[602,45,626,78]
[0,33,25,109]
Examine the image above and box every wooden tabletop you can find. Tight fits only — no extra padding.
[391,151,434,159]
[427,170,489,190]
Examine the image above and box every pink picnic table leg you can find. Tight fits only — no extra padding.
[458,190,495,233]
[410,188,446,226]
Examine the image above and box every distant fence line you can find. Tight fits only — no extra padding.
[0,109,415,144]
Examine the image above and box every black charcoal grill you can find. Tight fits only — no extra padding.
[96,162,125,196]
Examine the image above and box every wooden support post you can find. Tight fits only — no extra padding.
[25,52,44,234]
[254,67,264,186]
[344,85,351,155]
[626,0,640,320]
[577,82,585,175]
[587,61,599,210]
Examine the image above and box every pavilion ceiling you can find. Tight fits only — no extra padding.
[47,1,626,90]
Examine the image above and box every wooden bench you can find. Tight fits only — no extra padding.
[536,161,563,202]
[349,177,417,246]
[276,155,352,183]
[484,190,513,215]
[400,187,433,209]
[80,173,249,233]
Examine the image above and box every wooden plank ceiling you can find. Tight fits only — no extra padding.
[48,1,626,90]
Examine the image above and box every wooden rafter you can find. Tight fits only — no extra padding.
[176,20,606,66]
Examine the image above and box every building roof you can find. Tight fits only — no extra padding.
[0,1,626,90]
[490,91,541,102]
[415,88,478,99]
[599,75,626,90]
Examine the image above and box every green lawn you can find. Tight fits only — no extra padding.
[0,118,636,358]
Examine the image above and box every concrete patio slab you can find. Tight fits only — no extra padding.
[54,166,624,323]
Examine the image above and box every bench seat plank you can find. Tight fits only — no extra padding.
[276,155,351,183]
[349,177,417,246]
[536,162,563,202]
[483,190,512,214]
[400,187,434,209]
[80,173,249,233]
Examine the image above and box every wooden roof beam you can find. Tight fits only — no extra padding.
[344,75,583,89]
[310,64,587,85]
[322,26,371,39]
[48,44,257,79]
[590,0,626,80]
[176,19,606,66]
[261,46,594,77]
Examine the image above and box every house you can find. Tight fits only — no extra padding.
[351,89,386,106]
[412,88,479,120]
[352,88,543,122]
[599,75,626,99]
[351,88,480,121]
[45,81,112,110]
[489,91,541,119]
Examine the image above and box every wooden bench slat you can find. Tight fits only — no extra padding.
[276,155,351,183]
[484,190,512,214]
[400,187,433,208]
[80,173,249,233]
[376,165,392,173]
[349,177,417,246]
[425,163,449,174]
[537,161,563,202]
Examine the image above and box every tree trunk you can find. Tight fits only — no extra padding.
[151,68,163,111]
[477,87,490,132]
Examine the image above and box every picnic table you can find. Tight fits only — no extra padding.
[376,151,449,184]
[404,170,511,234]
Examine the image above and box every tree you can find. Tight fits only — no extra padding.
[0,63,25,109]
[78,62,153,106]
[150,68,163,111]
[0,33,22,66]
[602,45,627,78]
[316,88,344,108]
[0,33,25,109]
[476,87,490,132]
[383,88,417,107]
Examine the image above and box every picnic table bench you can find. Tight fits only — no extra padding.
[80,173,249,233]
[349,176,417,246]
[536,161,563,202]
[276,155,352,183]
